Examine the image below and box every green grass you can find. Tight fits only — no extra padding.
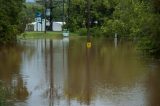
[17,31,79,39]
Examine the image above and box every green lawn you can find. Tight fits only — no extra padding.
[17,31,79,39]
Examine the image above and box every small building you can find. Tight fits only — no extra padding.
[25,20,65,32]
[52,22,65,31]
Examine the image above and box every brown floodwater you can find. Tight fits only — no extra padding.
[0,37,160,106]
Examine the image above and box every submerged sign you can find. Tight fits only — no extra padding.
[87,42,92,48]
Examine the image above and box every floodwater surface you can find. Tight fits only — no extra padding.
[0,37,160,106]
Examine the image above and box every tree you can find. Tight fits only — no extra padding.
[103,0,160,56]
[0,0,24,44]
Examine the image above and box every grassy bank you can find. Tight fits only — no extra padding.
[17,31,78,39]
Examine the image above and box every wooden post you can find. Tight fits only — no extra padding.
[87,0,91,41]
[44,0,46,33]
[50,0,53,31]
[62,0,65,31]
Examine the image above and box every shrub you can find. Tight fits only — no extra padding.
[78,28,87,36]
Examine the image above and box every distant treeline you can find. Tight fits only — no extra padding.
[0,0,160,56]
[0,0,64,44]
[67,0,160,56]
[0,1,45,44]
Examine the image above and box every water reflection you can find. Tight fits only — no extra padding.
[0,38,160,106]
[0,45,28,104]
[147,61,160,106]
[66,39,147,106]
[18,38,69,106]
[114,37,118,48]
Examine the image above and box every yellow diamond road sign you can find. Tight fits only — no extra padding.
[87,42,92,48]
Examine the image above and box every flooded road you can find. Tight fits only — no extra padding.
[0,37,160,106]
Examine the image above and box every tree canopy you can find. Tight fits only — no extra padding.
[0,0,24,44]
[0,0,159,56]
[67,0,160,56]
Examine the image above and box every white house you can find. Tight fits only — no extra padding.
[52,22,65,31]
[26,19,65,32]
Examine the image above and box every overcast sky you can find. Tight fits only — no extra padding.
[26,0,35,2]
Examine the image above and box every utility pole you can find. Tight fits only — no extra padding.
[44,0,47,33]
[67,0,70,31]
[86,0,91,48]
[62,0,65,31]
[49,0,53,31]
[87,0,91,41]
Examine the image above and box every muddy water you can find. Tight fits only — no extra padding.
[0,38,160,106]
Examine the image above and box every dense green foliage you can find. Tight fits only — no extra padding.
[68,0,160,56]
[102,0,160,55]
[0,0,159,56]
[0,0,24,44]
[18,3,44,33]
